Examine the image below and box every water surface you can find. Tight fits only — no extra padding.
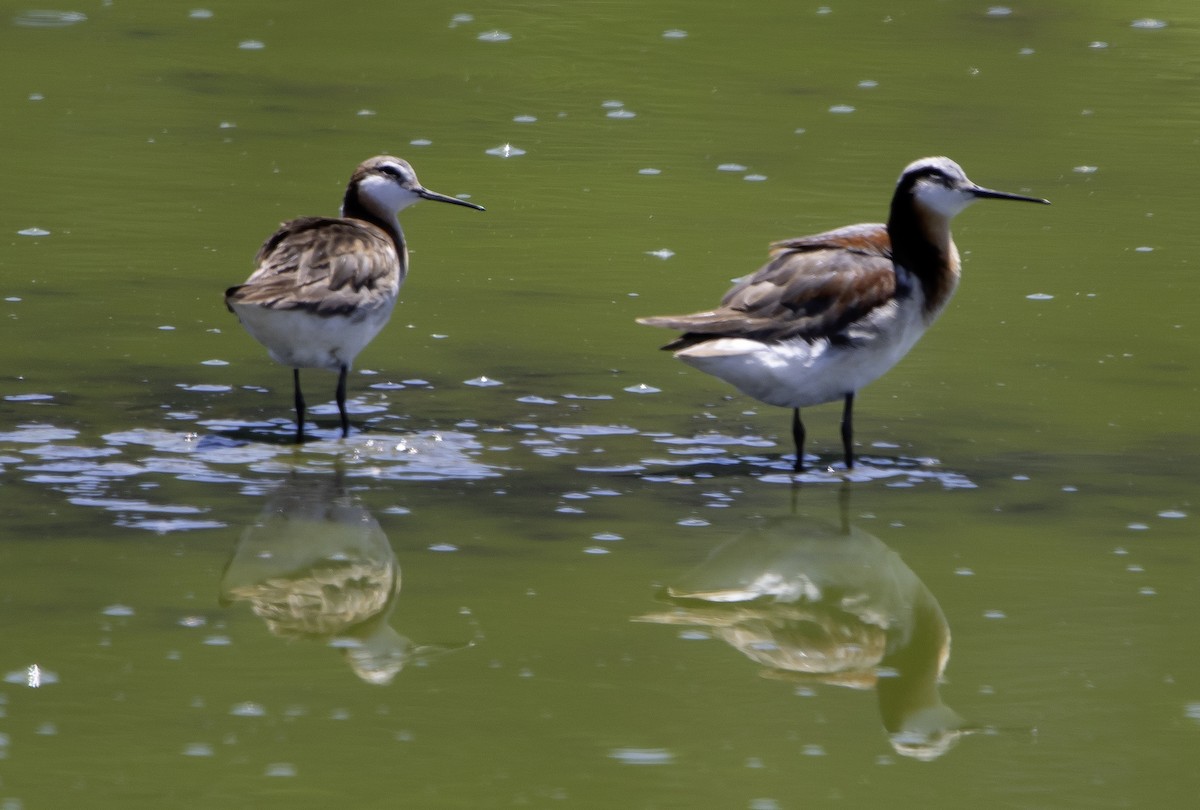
[2,1,1199,807]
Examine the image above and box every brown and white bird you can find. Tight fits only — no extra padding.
[225,156,484,440]
[638,156,1048,470]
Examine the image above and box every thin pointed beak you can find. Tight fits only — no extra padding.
[417,187,486,211]
[971,185,1050,205]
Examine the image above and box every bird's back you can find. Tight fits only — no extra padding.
[226,217,404,318]
[639,223,899,349]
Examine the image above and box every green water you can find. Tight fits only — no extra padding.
[2,1,1199,807]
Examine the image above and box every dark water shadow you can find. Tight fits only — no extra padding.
[219,469,478,685]
[635,491,975,760]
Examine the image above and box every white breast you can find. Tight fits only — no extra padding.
[230,298,398,372]
[673,294,933,409]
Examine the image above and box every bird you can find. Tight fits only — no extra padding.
[225,156,484,440]
[637,156,1048,471]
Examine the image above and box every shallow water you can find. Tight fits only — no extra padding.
[2,1,1199,807]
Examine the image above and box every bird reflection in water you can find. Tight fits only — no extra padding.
[636,497,971,760]
[220,471,472,685]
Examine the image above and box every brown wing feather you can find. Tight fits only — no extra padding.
[225,217,402,317]
[638,224,898,347]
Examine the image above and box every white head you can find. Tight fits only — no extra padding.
[896,156,1048,221]
[343,155,485,221]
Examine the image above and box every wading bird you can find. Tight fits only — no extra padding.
[226,156,483,440]
[638,156,1047,470]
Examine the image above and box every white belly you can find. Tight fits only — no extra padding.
[673,299,930,408]
[230,299,398,372]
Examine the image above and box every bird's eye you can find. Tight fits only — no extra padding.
[378,162,412,183]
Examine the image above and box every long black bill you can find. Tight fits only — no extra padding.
[971,185,1051,205]
[417,187,486,211]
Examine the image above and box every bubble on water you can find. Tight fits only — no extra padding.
[858,79,878,88]
[464,376,503,387]
[410,137,432,146]
[1158,510,1186,519]
[5,393,53,402]
[1073,165,1098,174]
[744,173,768,182]
[125,517,226,533]
[544,424,638,437]
[238,40,265,50]
[1131,18,1167,30]
[485,143,525,158]
[264,763,297,777]
[577,463,644,474]
[18,227,50,237]
[189,9,214,20]
[230,702,266,717]
[200,359,229,366]
[182,742,214,756]
[1026,293,1054,301]
[449,13,474,27]
[986,6,1012,16]
[608,748,674,765]
[513,114,537,123]
[663,29,687,39]
[429,543,458,552]
[624,383,660,394]
[829,104,856,114]
[983,609,1007,620]
[177,384,232,393]
[717,163,747,172]
[14,10,87,27]
[646,248,674,259]
[102,604,135,617]
[583,546,610,555]
[478,30,511,42]
[1089,41,1108,50]
[677,518,710,527]
[639,167,662,175]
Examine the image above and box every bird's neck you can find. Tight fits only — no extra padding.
[342,186,406,254]
[888,197,961,319]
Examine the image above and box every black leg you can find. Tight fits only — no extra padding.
[293,368,306,442]
[336,364,350,438]
[791,407,806,471]
[841,392,855,469]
